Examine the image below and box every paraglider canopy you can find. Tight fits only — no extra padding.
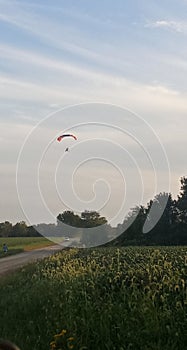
[57,134,77,142]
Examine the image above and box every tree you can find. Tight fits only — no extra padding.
[115,205,146,245]
[111,192,177,246]
[177,176,187,224]
[57,211,81,227]
[171,177,187,244]
[27,225,42,237]
[145,193,175,245]
[57,210,82,238]
[35,223,57,237]
[12,221,28,237]
[0,221,13,237]
[80,210,108,246]
[80,210,107,227]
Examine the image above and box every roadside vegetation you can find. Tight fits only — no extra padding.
[0,237,53,258]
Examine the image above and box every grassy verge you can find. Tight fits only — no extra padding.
[0,247,187,350]
[0,237,54,258]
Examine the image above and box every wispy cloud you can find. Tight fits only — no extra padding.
[0,44,184,98]
[145,19,187,33]
[0,44,129,84]
[0,75,87,103]
[0,70,186,121]
[0,6,132,73]
[145,84,179,96]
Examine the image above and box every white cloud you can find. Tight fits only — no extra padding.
[0,45,185,103]
[0,2,133,73]
[0,75,87,103]
[0,64,187,121]
[0,4,105,63]
[0,44,119,83]
[145,20,187,33]
[145,84,179,96]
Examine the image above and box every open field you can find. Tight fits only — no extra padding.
[0,237,55,258]
[0,246,187,350]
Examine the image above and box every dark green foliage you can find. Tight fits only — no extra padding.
[57,210,107,229]
[177,176,187,224]
[57,210,81,227]
[112,177,187,246]
[0,222,13,237]
[0,222,41,238]
[80,210,107,227]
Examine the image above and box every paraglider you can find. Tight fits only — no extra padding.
[57,133,77,153]
[57,134,77,142]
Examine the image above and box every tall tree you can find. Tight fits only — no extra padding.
[12,221,28,237]
[80,210,107,227]
[80,210,108,246]
[145,193,174,245]
[115,205,146,245]
[177,176,187,224]
[57,210,81,227]
[57,210,82,238]
[0,221,13,237]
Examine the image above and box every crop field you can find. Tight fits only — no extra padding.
[0,246,187,350]
[0,237,54,258]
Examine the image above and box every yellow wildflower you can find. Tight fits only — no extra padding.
[68,337,74,341]
[60,329,67,336]
[54,334,61,339]
[50,341,56,346]
[50,341,56,350]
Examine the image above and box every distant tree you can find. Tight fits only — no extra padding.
[111,193,176,246]
[80,210,107,227]
[34,223,57,237]
[145,193,175,245]
[56,210,108,239]
[80,210,108,246]
[12,221,28,237]
[176,176,187,224]
[171,177,187,244]
[0,221,13,237]
[115,205,146,245]
[57,211,81,227]
[56,211,82,237]
[27,225,42,237]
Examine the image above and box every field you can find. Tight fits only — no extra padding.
[0,246,187,350]
[0,237,54,258]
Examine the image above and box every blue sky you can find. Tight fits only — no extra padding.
[0,0,187,226]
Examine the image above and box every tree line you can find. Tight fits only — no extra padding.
[1,176,187,246]
[0,211,110,245]
[0,221,40,238]
[114,176,187,246]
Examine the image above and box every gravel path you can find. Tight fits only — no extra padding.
[0,245,63,277]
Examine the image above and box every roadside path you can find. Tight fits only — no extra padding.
[0,245,63,277]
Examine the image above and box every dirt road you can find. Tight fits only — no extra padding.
[0,245,63,277]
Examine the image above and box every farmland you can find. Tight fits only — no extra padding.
[0,246,187,350]
[0,237,55,258]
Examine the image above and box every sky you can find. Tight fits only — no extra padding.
[0,0,187,227]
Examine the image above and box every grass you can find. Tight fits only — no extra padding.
[0,237,54,258]
[0,246,187,350]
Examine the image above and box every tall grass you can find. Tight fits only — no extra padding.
[0,247,187,350]
[0,237,53,258]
